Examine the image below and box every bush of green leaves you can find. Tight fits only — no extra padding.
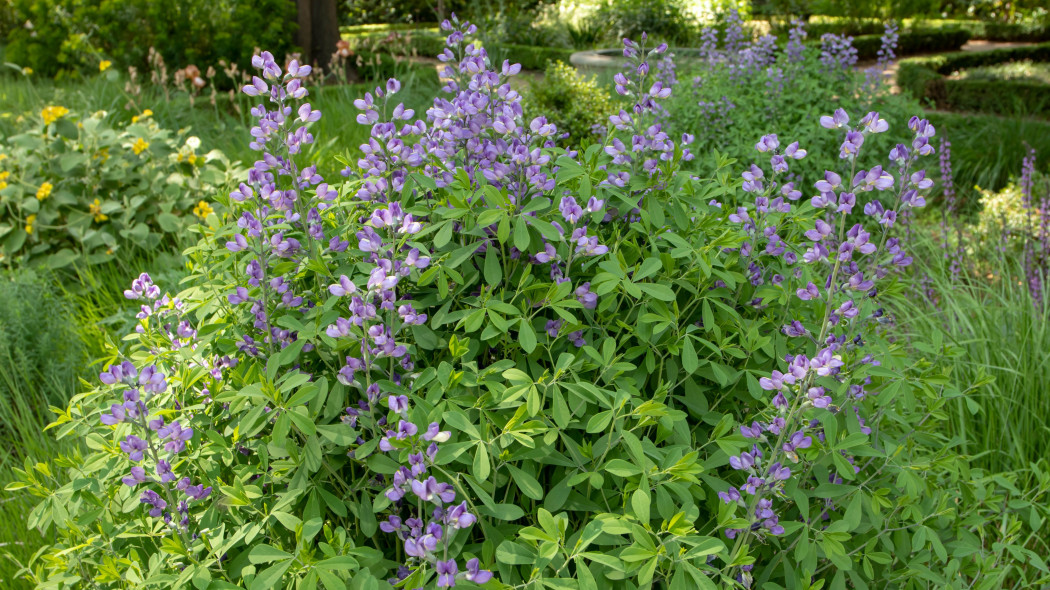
[3,0,297,79]
[524,61,618,148]
[11,19,1050,590]
[0,106,236,268]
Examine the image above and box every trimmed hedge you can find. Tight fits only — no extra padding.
[898,43,1050,115]
[484,43,577,71]
[804,17,1050,43]
[807,27,971,60]
[349,30,578,71]
[853,27,970,60]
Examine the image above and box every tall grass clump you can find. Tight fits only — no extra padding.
[0,270,86,589]
[0,270,84,439]
[896,225,1050,473]
[929,111,1050,200]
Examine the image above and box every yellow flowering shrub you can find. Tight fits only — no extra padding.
[970,172,1049,247]
[0,108,239,268]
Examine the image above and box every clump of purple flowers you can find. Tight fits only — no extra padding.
[863,22,899,96]
[722,109,938,582]
[226,50,339,358]
[376,397,492,587]
[819,33,858,76]
[100,273,213,539]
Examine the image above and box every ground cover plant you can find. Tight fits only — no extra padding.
[7,13,1050,590]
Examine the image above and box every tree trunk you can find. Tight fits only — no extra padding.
[295,0,341,68]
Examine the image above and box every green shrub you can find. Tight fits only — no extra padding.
[850,27,971,60]
[3,0,297,78]
[349,31,574,72]
[591,0,698,46]
[524,61,618,147]
[665,46,923,187]
[803,16,1050,42]
[16,23,1050,589]
[0,105,237,268]
[898,42,1050,116]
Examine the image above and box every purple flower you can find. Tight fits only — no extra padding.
[120,435,148,462]
[465,558,493,584]
[140,489,167,517]
[122,466,148,486]
[436,559,458,587]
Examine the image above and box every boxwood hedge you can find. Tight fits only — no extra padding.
[898,42,1050,115]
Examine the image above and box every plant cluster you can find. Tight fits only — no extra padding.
[0,105,237,268]
[523,61,618,148]
[10,14,1050,590]
[3,0,297,79]
[666,16,920,185]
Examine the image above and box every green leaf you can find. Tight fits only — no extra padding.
[250,559,292,590]
[473,443,491,482]
[496,540,536,565]
[681,337,699,374]
[288,407,316,436]
[604,459,641,477]
[46,249,78,269]
[315,555,360,571]
[632,488,651,524]
[479,503,525,521]
[513,216,530,252]
[157,212,181,233]
[519,319,537,354]
[249,544,294,564]
[506,464,544,500]
[843,493,864,530]
[636,282,676,302]
[484,247,502,286]
[316,424,356,446]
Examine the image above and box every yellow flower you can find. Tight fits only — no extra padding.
[89,198,108,222]
[131,137,150,155]
[36,182,53,200]
[22,67,32,76]
[187,152,198,166]
[25,214,36,234]
[193,200,214,219]
[0,171,8,191]
[41,105,70,125]
[96,147,110,163]
[99,60,112,72]
[0,154,8,161]
[131,109,153,124]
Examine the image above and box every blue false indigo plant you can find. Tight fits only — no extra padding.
[12,17,1044,590]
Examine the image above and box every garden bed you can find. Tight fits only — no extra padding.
[899,42,1050,116]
